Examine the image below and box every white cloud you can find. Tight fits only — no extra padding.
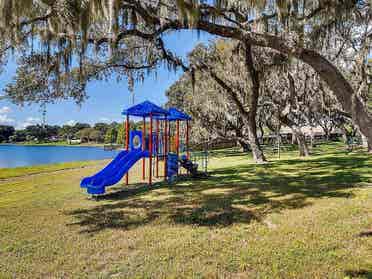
[0,106,11,114]
[0,114,15,125]
[65,120,77,126]
[99,117,111,123]
[25,117,41,123]
[0,106,14,125]
[16,117,41,129]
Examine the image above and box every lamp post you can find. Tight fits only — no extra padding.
[149,113,153,185]
[142,116,146,180]
[164,117,168,180]
[125,114,129,185]
[156,119,159,178]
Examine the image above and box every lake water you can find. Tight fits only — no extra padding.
[0,145,120,168]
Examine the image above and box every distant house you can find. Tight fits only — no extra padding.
[49,136,60,142]
[263,125,343,144]
[300,126,343,139]
[67,139,81,145]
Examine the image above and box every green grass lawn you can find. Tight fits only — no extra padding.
[0,160,100,180]
[0,143,371,278]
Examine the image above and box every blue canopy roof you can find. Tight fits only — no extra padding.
[153,107,191,121]
[167,107,192,121]
[122,101,169,117]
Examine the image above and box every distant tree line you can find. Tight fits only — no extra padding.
[0,121,142,144]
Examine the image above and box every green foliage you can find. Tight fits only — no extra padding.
[93,122,109,134]
[104,127,118,143]
[2,121,121,144]
[0,0,366,106]
[116,123,125,144]
[59,122,93,141]
[58,125,76,140]
[165,39,275,143]
[88,129,102,142]
[9,130,27,142]
[0,125,15,142]
[75,127,103,143]
[24,124,59,142]
[73,123,91,131]
[115,120,142,145]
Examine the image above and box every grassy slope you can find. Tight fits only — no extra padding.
[0,143,371,278]
[0,160,104,180]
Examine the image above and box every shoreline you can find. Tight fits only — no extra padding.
[0,142,107,148]
[0,144,123,171]
[0,159,107,180]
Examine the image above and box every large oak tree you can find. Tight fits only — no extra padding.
[0,0,371,151]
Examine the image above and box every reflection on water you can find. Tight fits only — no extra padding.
[0,145,120,168]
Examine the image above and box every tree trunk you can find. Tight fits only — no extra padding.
[258,121,264,144]
[284,72,309,156]
[291,126,310,157]
[352,94,372,153]
[208,69,266,163]
[287,47,372,151]
[186,21,372,153]
[247,116,266,162]
[244,44,267,163]
[361,133,368,148]
[309,127,314,148]
[360,131,372,153]
[291,132,296,145]
[204,43,267,163]
[194,22,372,151]
[236,126,251,152]
[341,128,348,144]
[280,116,310,157]
[238,138,251,152]
[325,129,330,141]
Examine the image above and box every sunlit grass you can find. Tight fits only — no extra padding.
[0,143,371,278]
[0,160,101,179]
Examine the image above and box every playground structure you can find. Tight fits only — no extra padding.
[81,101,207,195]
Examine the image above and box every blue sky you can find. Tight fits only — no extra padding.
[0,31,214,129]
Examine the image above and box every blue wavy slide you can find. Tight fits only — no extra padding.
[80,149,147,195]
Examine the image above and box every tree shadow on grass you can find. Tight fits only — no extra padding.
[66,151,371,234]
[344,269,372,279]
[207,148,248,158]
[96,182,167,201]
